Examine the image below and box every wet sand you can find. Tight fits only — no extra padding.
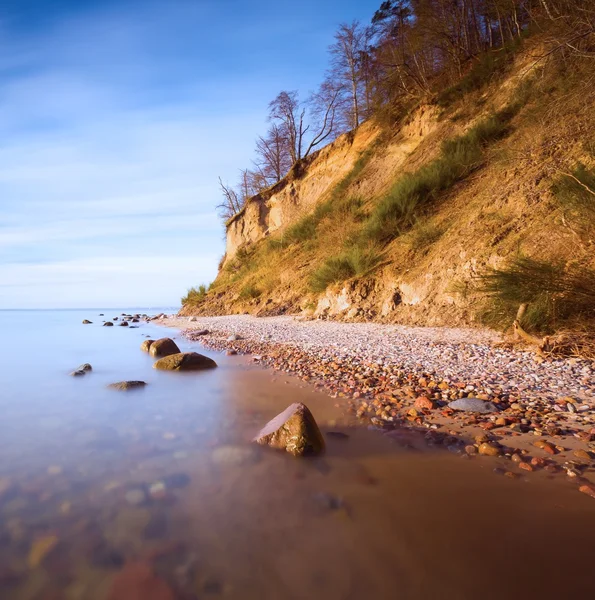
[1,312,595,599]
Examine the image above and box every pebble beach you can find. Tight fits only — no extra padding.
[164,314,595,491]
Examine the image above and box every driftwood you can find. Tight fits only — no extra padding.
[512,317,595,359]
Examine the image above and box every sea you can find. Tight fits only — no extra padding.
[0,309,594,599]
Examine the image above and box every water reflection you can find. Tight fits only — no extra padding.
[0,311,594,599]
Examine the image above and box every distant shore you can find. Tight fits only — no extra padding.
[161,314,595,493]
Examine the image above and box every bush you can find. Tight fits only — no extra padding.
[477,256,595,332]
[309,245,382,292]
[181,284,207,306]
[408,220,444,251]
[238,284,261,300]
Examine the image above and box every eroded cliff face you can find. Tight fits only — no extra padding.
[182,48,594,329]
[225,123,380,262]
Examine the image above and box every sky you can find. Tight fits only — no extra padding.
[0,0,380,309]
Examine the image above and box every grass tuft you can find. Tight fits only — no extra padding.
[181,284,207,306]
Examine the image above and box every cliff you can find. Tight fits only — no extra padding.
[181,40,595,335]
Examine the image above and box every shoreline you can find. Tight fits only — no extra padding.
[162,314,595,492]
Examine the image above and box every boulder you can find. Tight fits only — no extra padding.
[103,322,114,327]
[149,338,180,358]
[153,352,217,371]
[448,398,499,413]
[108,381,147,391]
[82,319,92,324]
[77,363,92,372]
[140,339,155,352]
[253,403,325,456]
[70,369,86,377]
[120,321,129,327]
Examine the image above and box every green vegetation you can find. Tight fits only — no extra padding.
[551,163,595,216]
[477,256,595,332]
[238,283,261,300]
[361,107,515,245]
[407,219,444,252]
[438,37,523,107]
[181,284,207,306]
[309,244,382,292]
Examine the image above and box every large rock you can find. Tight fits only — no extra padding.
[140,339,155,352]
[108,381,147,391]
[103,322,114,327]
[149,338,180,358]
[153,352,217,371]
[448,398,499,413]
[253,403,325,456]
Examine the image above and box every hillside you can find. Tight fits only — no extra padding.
[181,37,595,340]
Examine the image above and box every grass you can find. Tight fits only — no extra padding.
[181,284,207,306]
[477,256,595,333]
[309,244,382,292]
[238,283,261,300]
[361,107,515,245]
[407,219,444,251]
[438,37,523,107]
[551,163,595,217]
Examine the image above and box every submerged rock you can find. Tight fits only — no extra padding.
[153,352,217,371]
[120,321,129,327]
[82,319,92,324]
[103,322,114,327]
[70,369,86,377]
[253,402,325,456]
[78,363,92,372]
[107,562,174,600]
[448,398,499,413]
[108,381,147,391]
[140,339,155,352]
[149,338,180,358]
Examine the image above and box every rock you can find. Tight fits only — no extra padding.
[579,484,595,499]
[533,440,556,455]
[107,562,174,600]
[194,329,209,336]
[120,321,129,327]
[415,396,435,411]
[82,320,92,324]
[28,535,59,568]
[77,363,92,372]
[253,403,325,456]
[103,322,114,327]
[188,316,198,322]
[448,398,499,413]
[464,445,477,455]
[108,381,147,391]
[573,449,592,461]
[211,446,260,467]
[70,369,86,377]
[125,489,147,506]
[149,338,181,358]
[327,431,350,440]
[140,339,155,352]
[226,349,237,356]
[519,462,533,472]
[478,442,501,457]
[227,334,242,341]
[153,352,217,371]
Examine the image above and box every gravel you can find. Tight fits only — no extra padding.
[165,315,594,403]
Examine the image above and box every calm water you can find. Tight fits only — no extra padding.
[1,309,594,599]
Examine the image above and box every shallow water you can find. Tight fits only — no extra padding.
[1,310,594,599]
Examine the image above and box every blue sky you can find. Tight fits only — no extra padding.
[0,0,380,308]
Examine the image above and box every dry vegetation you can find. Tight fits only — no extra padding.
[183,24,595,346]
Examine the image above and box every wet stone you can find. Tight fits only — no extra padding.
[448,398,499,413]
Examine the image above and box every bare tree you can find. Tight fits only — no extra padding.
[254,123,292,185]
[268,91,308,162]
[216,176,243,221]
[328,20,371,129]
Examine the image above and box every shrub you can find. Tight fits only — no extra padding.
[408,220,444,251]
[309,244,382,292]
[239,284,261,300]
[181,284,207,306]
[477,256,595,332]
